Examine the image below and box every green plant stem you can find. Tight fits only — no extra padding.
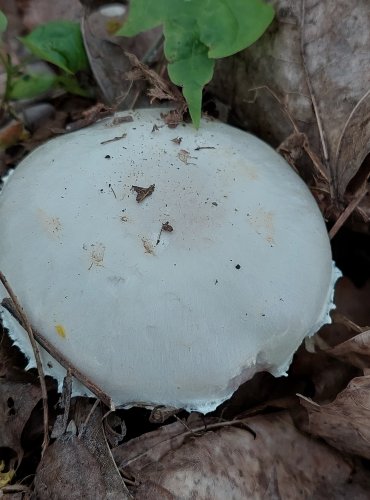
[0,49,13,110]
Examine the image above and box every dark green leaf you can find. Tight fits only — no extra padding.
[9,73,56,100]
[0,10,7,35]
[117,0,274,127]
[20,21,89,74]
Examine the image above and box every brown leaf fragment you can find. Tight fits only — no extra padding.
[66,103,114,132]
[171,136,182,145]
[114,412,370,499]
[81,9,136,107]
[111,115,134,126]
[161,222,173,233]
[178,149,196,165]
[149,405,179,424]
[299,375,370,459]
[35,403,131,499]
[131,184,155,203]
[161,109,186,128]
[0,120,29,150]
[125,51,184,105]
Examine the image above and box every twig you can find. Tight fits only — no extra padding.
[78,399,100,439]
[2,297,114,410]
[0,271,49,454]
[329,185,367,239]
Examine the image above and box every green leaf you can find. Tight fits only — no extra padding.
[0,10,7,35]
[117,0,274,127]
[20,21,89,74]
[9,73,56,100]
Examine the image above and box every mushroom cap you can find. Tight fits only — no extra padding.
[0,108,339,412]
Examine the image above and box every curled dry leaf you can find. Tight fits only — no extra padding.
[81,0,164,107]
[211,0,370,204]
[325,329,370,371]
[113,412,370,499]
[299,375,370,460]
[81,3,136,107]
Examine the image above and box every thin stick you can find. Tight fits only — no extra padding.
[2,297,114,410]
[329,186,367,239]
[0,271,49,454]
[78,399,100,439]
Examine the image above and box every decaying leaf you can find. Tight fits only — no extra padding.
[0,120,29,151]
[211,0,370,205]
[35,402,131,499]
[0,381,41,464]
[81,4,136,107]
[124,51,185,108]
[299,375,370,460]
[113,412,370,499]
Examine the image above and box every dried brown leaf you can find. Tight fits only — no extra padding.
[81,7,136,107]
[66,102,113,132]
[35,402,131,499]
[131,184,155,203]
[0,381,41,464]
[125,52,182,104]
[211,0,370,202]
[326,329,370,370]
[114,412,370,499]
[299,375,370,459]
[0,121,29,150]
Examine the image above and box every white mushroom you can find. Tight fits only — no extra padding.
[0,108,340,413]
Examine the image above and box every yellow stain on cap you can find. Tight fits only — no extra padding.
[55,324,66,338]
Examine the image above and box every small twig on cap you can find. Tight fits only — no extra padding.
[0,271,49,455]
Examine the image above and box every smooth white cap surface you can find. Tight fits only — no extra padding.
[0,109,339,412]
